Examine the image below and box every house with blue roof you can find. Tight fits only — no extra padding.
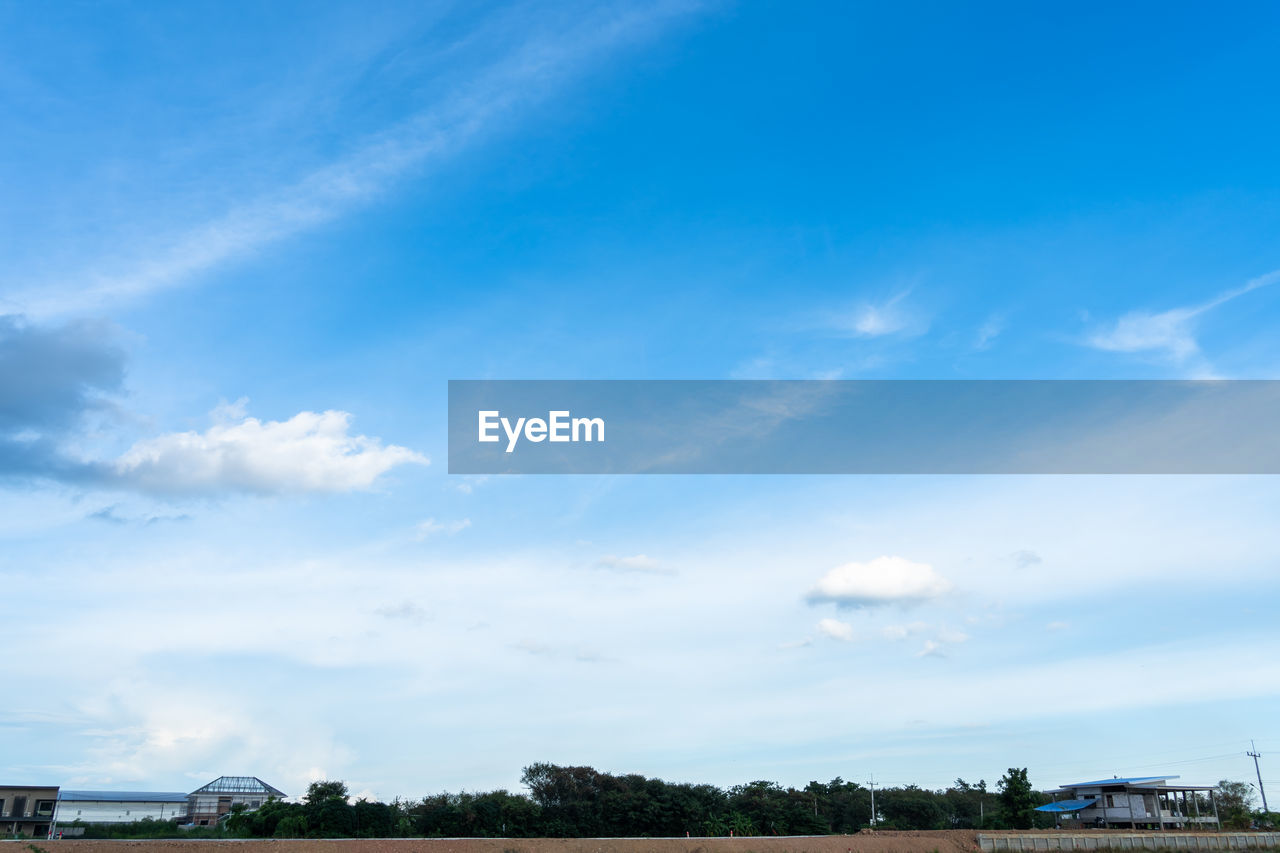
[1036,776,1221,830]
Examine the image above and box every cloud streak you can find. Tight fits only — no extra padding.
[10,2,704,317]
[1085,269,1279,364]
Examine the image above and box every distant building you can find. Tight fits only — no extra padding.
[54,790,188,825]
[185,776,286,826]
[1,784,58,838]
[1036,775,1220,830]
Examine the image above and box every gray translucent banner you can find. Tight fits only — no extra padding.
[447,380,1280,474]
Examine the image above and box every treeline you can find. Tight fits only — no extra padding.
[215,764,1053,838]
[62,765,1276,840]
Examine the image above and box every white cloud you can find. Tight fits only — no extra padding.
[841,291,919,338]
[415,518,471,539]
[805,556,953,609]
[595,553,668,574]
[1085,270,1279,363]
[816,617,855,642]
[112,409,426,496]
[881,621,929,640]
[917,639,944,658]
[974,314,1004,351]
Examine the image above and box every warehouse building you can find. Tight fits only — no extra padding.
[54,790,188,825]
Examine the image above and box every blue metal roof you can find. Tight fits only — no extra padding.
[59,790,188,803]
[1063,776,1176,787]
[1036,799,1096,813]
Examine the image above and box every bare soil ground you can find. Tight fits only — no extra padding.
[5,830,979,853]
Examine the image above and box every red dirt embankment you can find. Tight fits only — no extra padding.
[4,830,980,853]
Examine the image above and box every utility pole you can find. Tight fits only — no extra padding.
[868,774,877,829]
[1248,740,1269,813]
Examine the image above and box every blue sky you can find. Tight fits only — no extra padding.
[2,0,1279,804]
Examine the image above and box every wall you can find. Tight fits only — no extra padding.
[979,833,1280,851]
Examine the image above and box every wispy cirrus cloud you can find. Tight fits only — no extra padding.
[415,518,472,540]
[8,2,705,317]
[594,553,670,574]
[835,290,926,339]
[1084,269,1279,366]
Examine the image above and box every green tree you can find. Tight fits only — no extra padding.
[304,779,354,837]
[998,768,1038,829]
[1216,780,1254,830]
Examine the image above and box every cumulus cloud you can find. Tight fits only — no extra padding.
[805,556,953,609]
[0,317,424,497]
[112,409,426,496]
[817,618,855,642]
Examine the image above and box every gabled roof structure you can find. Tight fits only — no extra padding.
[189,776,286,798]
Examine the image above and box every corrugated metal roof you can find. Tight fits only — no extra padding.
[1063,776,1176,787]
[59,790,188,803]
[1036,799,1096,813]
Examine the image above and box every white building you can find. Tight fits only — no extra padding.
[1036,775,1220,830]
[54,790,188,825]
